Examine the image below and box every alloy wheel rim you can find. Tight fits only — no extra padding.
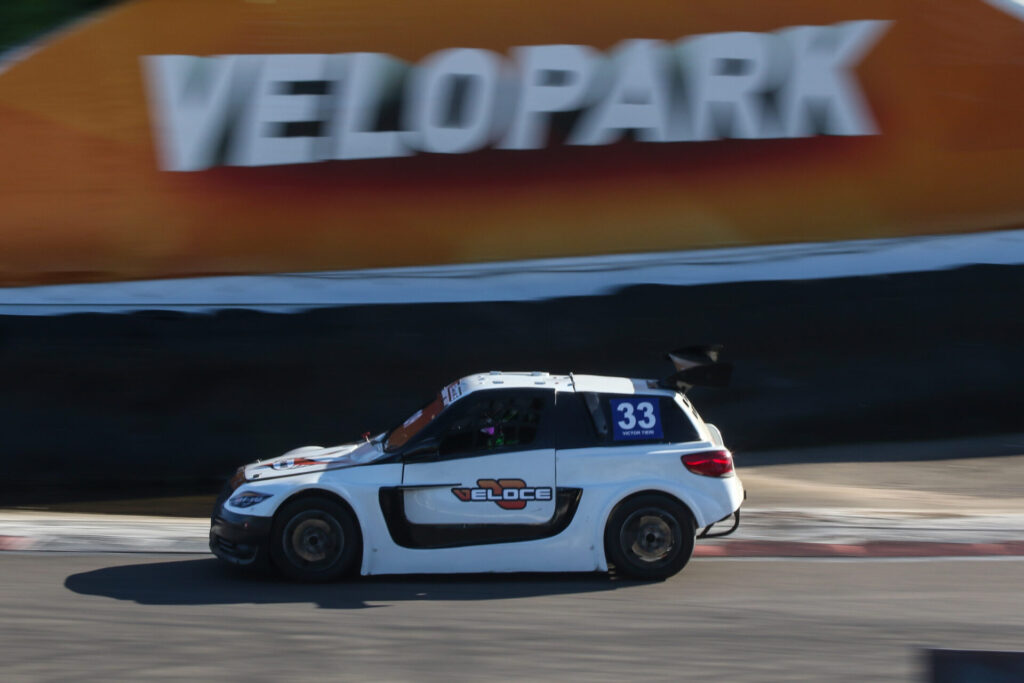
[621,508,679,566]
[284,511,344,567]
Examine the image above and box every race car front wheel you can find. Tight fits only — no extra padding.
[605,494,695,580]
[270,496,360,582]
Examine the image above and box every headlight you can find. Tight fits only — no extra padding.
[228,491,273,508]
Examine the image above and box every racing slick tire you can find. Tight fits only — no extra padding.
[604,494,696,580]
[270,496,361,582]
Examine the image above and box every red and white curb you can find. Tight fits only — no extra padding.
[695,540,1024,558]
[695,508,1024,558]
[0,535,34,551]
[2,509,1023,558]
[0,513,209,553]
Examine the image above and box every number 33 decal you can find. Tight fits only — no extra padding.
[616,401,657,430]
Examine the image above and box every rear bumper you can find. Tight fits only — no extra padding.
[209,508,272,566]
[698,507,741,538]
[697,484,745,539]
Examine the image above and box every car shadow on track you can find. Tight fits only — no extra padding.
[64,557,636,609]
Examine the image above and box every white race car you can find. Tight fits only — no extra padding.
[210,347,743,581]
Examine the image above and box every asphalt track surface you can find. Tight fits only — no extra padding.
[2,553,1022,682]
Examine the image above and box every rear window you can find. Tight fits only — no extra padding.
[556,392,700,448]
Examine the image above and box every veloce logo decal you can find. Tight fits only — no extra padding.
[451,479,553,510]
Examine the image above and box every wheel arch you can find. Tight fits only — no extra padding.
[602,489,698,536]
[599,488,700,579]
[273,487,365,552]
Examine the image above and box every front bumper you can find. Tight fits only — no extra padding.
[209,507,273,566]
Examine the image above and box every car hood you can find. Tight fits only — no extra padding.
[244,436,387,481]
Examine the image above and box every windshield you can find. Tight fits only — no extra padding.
[385,394,445,452]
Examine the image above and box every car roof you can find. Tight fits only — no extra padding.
[454,371,673,398]
[457,371,571,393]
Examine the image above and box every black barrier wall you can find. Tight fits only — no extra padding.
[1,264,1022,502]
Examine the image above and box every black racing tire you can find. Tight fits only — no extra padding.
[604,494,696,580]
[270,496,361,582]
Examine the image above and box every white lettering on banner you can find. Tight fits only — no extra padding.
[143,20,890,171]
[777,20,890,137]
[334,53,411,160]
[680,31,789,140]
[499,44,603,150]
[143,54,259,172]
[569,39,674,145]
[403,48,502,154]
[230,53,331,167]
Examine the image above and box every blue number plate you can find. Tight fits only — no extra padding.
[610,398,663,441]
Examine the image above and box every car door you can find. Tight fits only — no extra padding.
[401,389,556,526]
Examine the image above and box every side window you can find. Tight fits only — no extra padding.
[661,398,701,443]
[554,393,603,449]
[437,391,548,459]
[595,394,700,445]
[583,392,609,440]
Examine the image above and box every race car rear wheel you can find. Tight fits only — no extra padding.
[270,496,360,582]
[605,494,695,580]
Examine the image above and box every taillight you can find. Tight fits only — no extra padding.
[681,450,734,477]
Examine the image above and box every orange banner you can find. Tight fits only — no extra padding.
[1,0,1023,285]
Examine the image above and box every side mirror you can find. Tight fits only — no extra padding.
[403,437,440,460]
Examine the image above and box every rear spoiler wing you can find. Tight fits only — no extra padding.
[658,345,733,393]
